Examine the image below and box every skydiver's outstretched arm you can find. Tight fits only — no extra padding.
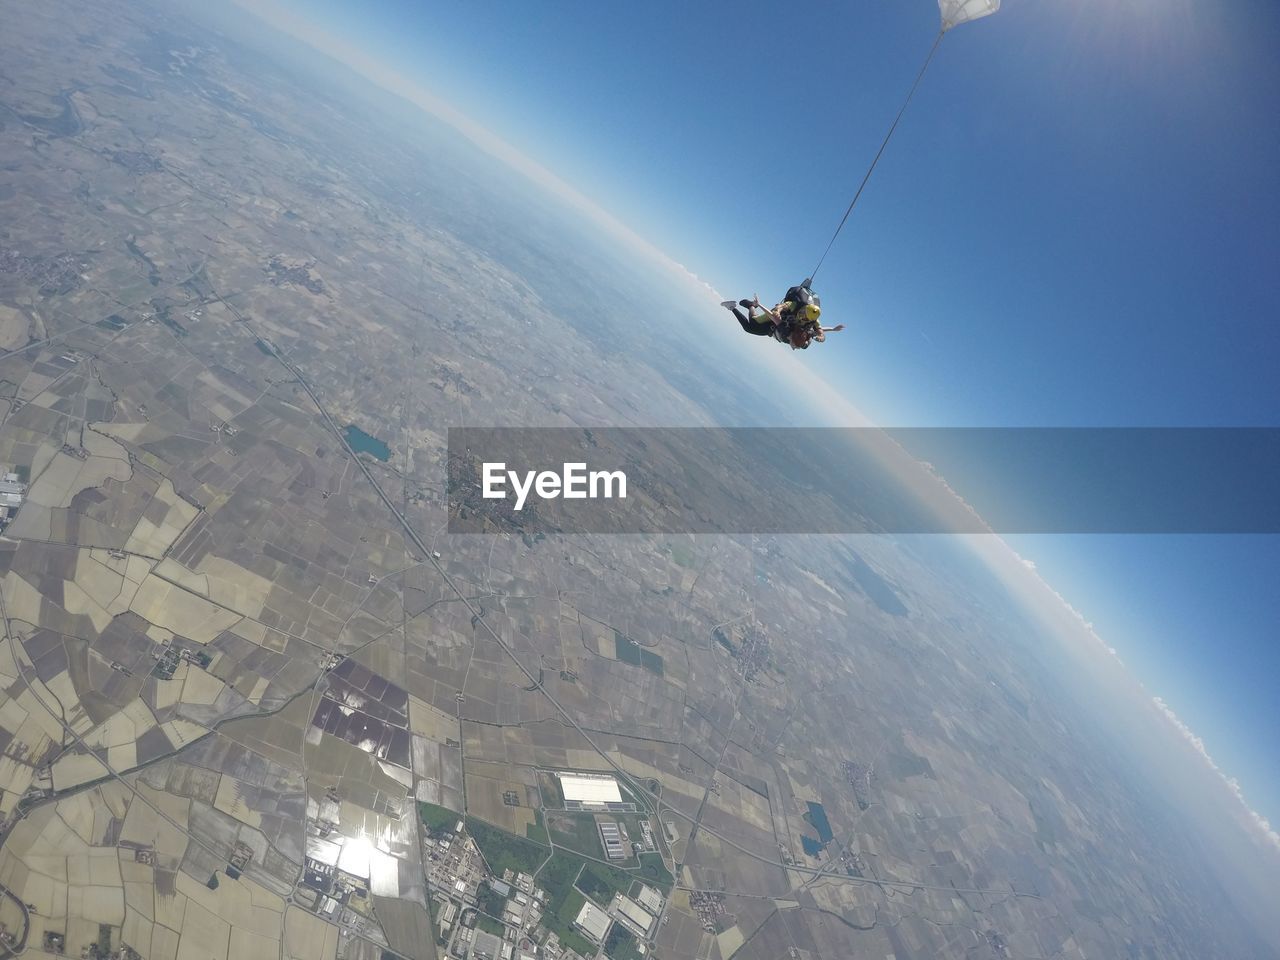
[813,324,846,343]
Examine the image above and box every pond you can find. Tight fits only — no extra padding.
[802,800,834,857]
[839,549,908,617]
[344,424,390,462]
[805,801,834,843]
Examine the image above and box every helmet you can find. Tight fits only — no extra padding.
[803,303,821,323]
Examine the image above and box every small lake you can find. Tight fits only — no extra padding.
[805,801,834,843]
[344,424,390,462]
[802,800,834,857]
[839,550,908,617]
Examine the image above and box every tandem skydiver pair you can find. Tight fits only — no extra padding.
[719,1,1002,356]
[722,279,844,350]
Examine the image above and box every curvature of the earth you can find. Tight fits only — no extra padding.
[0,3,1275,960]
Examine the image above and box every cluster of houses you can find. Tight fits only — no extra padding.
[0,470,25,528]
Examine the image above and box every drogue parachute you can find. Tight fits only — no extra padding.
[804,0,1004,288]
[938,0,1001,32]
[729,0,1004,352]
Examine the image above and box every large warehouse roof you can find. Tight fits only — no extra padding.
[618,895,656,933]
[556,772,622,805]
[574,899,612,943]
[637,884,664,914]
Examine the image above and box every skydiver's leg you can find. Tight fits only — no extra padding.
[738,310,775,337]
[723,300,773,336]
[739,302,777,336]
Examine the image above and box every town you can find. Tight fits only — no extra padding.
[415,772,669,960]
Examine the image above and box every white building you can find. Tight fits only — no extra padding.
[471,930,502,960]
[0,475,23,516]
[637,884,664,914]
[556,772,622,808]
[573,899,612,944]
[598,821,627,860]
[439,900,458,936]
[617,895,655,935]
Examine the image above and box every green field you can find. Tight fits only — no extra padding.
[605,924,644,960]
[550,811,664,868]
[578,860,634,905]
[618,813,652,845]
[466,817,550,877]
[428,897,445,944]
[576,866,617,906]
[535,848,642,951]
[535,852,595,956]
[550,888,597,957]
[668,541,696,568]
[526,809,550,845]
[536,852,583,913]
[537,771,565,808]
[475,912,505,937]
[418,801,459,833]
[636,852,674,892]
[546,812,604,858]
[477,884,506,920]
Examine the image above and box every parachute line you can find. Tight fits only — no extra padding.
[809,31,945,284]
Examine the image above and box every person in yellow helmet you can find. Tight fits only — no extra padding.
[721,287,844,348]
[787,300,845,350]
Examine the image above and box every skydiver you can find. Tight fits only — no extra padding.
[721,286,844,349]
[775,278,844,346]
[786,317,846,350]
[787,299,846,349]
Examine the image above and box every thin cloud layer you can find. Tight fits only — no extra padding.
[1153,695,1280,850]
[989,536,1280,854]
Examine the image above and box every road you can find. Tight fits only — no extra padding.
[0,880,29,958]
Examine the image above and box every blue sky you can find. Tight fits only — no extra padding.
[260,1,1280,831]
